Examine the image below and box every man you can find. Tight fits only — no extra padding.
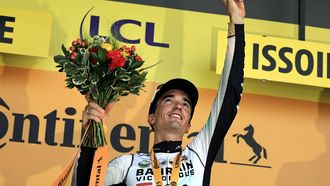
[76,0,245,185]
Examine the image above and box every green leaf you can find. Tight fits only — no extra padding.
[91,78,98,85]
[59,59,67,66]
[81,50,90,66]
[72,75,87,85]
[66,83,75,89]
[91,73,99,85]
[131,88,140,95]
[79,89,89,95]
[74,53,84,65]
[92,93,98,101]
[81,83,89,88]
[90,52,99,62]
[98,48,107,64]
[139,60,162,72]
[54,55,67,63]
[118,81,128,88]
[110,85,118,90]
[130,60,144,69]
[121,92,129,96]
[123,58,132,69]
[61,44,70,57]
[119,75,130,81]
[64,63,77,75]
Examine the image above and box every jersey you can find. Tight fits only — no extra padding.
[104,24,245,186]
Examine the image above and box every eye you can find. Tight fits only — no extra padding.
[163,97,172,102]
[183,102,191,110]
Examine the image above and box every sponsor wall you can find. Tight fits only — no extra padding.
[0,0,329,185]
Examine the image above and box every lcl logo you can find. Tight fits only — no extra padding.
[80,8,170,48]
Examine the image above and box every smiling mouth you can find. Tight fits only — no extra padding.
[168,113,182,120]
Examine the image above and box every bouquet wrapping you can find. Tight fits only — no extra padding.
[54,36,149,148]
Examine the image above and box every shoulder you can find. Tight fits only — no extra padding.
[108,152,150,166]
[109,154,134,165]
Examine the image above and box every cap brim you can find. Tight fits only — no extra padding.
[149,78,199,115]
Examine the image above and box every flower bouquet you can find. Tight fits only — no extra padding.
[54,36,150,148]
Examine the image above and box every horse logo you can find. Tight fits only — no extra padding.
[233,124,267,164]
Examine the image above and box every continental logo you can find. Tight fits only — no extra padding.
[0,97,228,165]
[79,7,169,48]
[216,31,330,88]
[0,7,52,57]
[0,97,271,169]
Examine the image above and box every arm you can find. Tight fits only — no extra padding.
[187,0,245,172]
[74,98,115,186]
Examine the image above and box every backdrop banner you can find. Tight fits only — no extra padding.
[0,0,329,186]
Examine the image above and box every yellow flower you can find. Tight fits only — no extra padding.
[122,51,129,57]
[121,46,130,57]
[101,43,113,52]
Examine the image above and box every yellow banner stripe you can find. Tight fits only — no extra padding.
[0,7,52,57]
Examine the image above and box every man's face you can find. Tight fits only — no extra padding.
[148,89,192,139]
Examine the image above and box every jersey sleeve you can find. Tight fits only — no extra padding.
[104,154,133,185]
[187,24,245,166]
[72,147,132,186]
[72,146,96,186]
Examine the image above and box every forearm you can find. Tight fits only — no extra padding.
[216,23,245,134]
[188,23,245,163]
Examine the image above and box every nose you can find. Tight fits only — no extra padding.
[172,101,183,110]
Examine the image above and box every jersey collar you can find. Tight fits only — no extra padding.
[153,141,182,153]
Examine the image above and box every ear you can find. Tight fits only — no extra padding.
[148,114,155,126]
[185,123,191,134]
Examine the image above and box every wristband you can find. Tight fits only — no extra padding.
[228,22,235,38]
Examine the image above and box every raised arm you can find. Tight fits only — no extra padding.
[187,0,245,176]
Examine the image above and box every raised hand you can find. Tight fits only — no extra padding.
[82,92,115,129]
[223,0,245,24]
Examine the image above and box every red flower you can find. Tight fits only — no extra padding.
[135,55,142,62]
[89,48,98,54]
[88,48,99,64]
[120,45,131,57]
[81,41,88,47]
[107,49,126,70]
[89,58,98,64]
[122,46,130,53]
[69,51,77,59]
[131,45,136,52]
[105,50,113,60]
[72,40,78,46]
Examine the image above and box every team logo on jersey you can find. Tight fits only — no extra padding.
[138,160,151,168]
